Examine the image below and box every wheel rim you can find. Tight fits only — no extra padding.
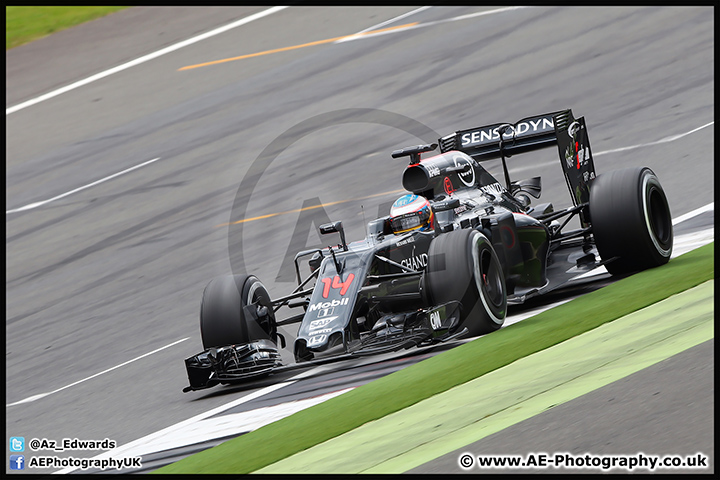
[247,280,263,305]
[246,280,275,337]
[471,234,505,325]
[648,187,671,246]
[479,249,504,308]
[642,176,672,256]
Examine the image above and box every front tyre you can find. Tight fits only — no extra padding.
[425,228,506,337]
[200,274,277,349]
[589,167,673,275]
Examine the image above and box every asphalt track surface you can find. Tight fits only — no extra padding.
[5,6,714,474]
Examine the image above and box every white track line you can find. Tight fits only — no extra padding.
[6,6,288,115]
[506,216,714,324]
[569,202,714,282]
[7,120,713,215]
[334,6,431,43]
[53,365,334,474]
[672,202,714,226]
[110,387,355,459]
[594,121,714,156]
[510,121,714,174]
[6,338,190,407]
[54,380,294,474]
[335,6,529,43]
[6,157,161,214]
[567,224,714,282]
[353,6,431,33]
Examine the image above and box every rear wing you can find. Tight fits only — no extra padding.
[438,111,563,160]
[438,109,596,209]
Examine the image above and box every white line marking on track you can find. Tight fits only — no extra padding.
[334,6,431,43]
[6,337,190,407]
[563,204,714,281]
[53,382,293,473]
[115,387,355,458]
[508,222,714,323]
[510,121,714,173]
[672,202,714,226]
[594,121,714,156]
[6,6,288,115]
[335,6,529,43]
[6,157,161,214]
[53,366,330,474]
[9,119,711,216]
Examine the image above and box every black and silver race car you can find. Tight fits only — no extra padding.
[183,109,673,392]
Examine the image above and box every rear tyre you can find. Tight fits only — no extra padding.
[589,167,673,275]
[425,228,506,337]
[200,274,277,349]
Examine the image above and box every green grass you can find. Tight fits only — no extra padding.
[155,242,714,474]
[6,6,128,50]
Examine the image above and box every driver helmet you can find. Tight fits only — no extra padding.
[389,194,434,234]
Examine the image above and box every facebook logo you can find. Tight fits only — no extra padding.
[10,455,25,470]
[10,437,25,452]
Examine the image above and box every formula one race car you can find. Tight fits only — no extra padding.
[183,109,673,392]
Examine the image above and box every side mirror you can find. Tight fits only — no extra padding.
[319,221,342,235]
[319,221,347,251]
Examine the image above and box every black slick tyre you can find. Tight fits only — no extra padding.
[200,274,276,349]
[425,228,506,337]
[589,167,673,275]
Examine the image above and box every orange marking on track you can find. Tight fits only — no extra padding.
[179,23,419,70]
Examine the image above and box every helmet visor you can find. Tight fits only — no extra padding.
[390,206,433,234]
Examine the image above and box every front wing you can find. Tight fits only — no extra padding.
[182,301,464,392]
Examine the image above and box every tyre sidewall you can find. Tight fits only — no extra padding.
[426,228,506,336]
[590,167,673,274]
[200,274,274,349]
[640,172,673,259]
